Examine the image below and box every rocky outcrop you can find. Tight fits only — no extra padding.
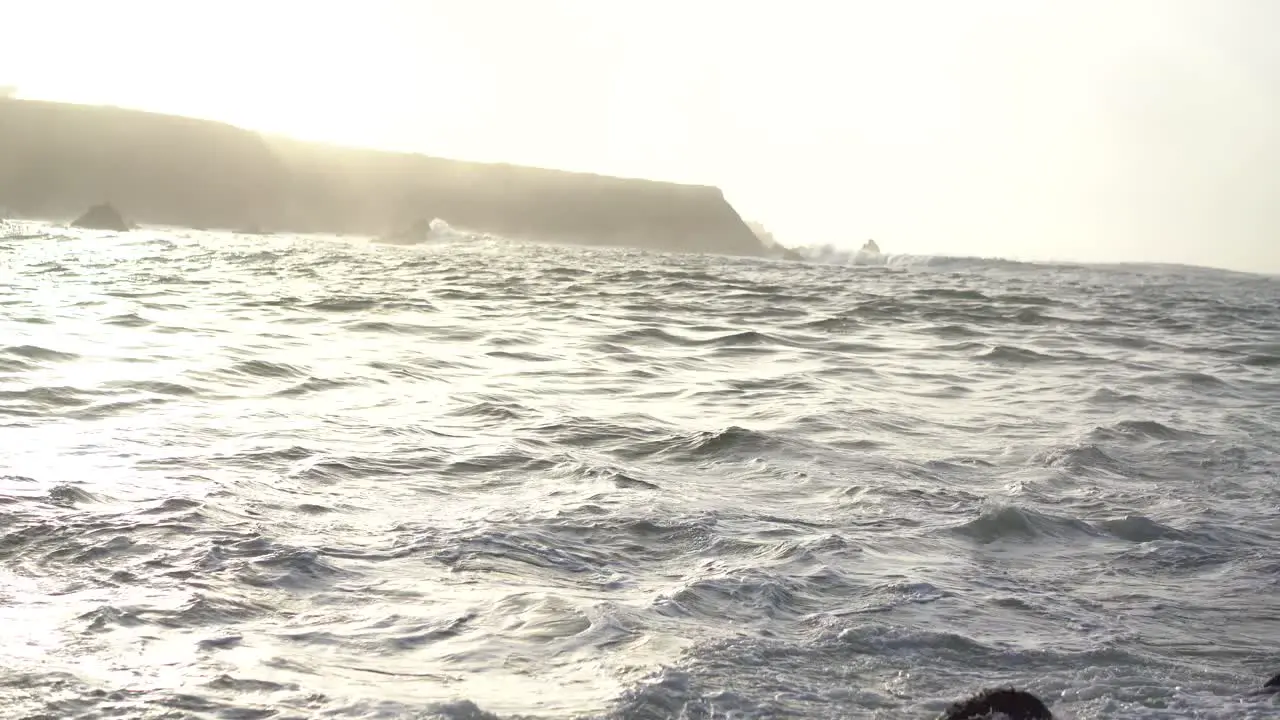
[379,217,435,245]
[746,220,804,261]
[71,202,130,231]
[0,99,774,258]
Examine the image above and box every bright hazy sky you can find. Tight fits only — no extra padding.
[3,0,1278,273]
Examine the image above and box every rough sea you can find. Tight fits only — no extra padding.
[1,221,1278,719]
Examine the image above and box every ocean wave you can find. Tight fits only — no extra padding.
[0,228,1276,718]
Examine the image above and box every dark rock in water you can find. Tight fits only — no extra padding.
[861,238,881,254]
[381,218,435,244]
[940,688,1053,720]
[72,203,130,231]
[780,246,804,262]
[1264,672,1280,691]
[403,218,434,240]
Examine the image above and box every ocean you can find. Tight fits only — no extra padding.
[1,222,1277,719]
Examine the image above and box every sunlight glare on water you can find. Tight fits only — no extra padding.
[1,221,1278,718]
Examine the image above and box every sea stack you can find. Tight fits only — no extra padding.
[71,202,130,232]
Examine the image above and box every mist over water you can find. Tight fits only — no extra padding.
[1,222,1278,719]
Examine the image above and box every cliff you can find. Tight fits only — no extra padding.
[0,100,288,231]
[0,99,772,257]
[746,220,804,262]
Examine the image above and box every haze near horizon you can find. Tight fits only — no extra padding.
[3,0,1278,274]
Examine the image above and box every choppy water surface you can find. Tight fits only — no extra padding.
[1,223,1278,719]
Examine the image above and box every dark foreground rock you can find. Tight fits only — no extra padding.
[71,203,130,231]
[940,688,1053,720]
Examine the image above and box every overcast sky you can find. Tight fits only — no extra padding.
[3,0,1278,273]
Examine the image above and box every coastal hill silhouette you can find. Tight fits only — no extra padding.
[0,98,777,257]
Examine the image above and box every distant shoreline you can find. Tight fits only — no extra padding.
[0,98,789,259]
